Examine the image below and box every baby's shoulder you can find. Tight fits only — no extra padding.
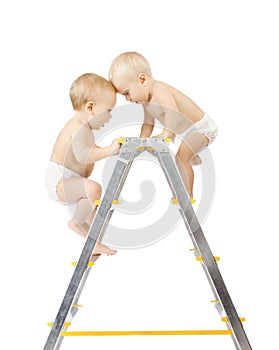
[153,80,171,93]
[57,118,87,143]
[152,81,173,102]
[152,81,180,108]
[67,116,88,133]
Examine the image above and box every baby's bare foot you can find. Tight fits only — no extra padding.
[93,242,117,256]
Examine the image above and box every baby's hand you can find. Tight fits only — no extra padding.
[111,138,122,155]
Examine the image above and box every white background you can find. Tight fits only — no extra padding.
[1,1,278,349]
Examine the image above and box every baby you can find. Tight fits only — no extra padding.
[109,52,218,200]
[45,73,120,256]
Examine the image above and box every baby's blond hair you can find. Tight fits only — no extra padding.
[109,52,152,84]
[70,73,115,111]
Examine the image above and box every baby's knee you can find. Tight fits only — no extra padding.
[92,182,102,198]
[86,180,102,200]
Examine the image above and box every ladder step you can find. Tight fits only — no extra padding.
[222,317,246,323]
[71,261,95,267]
[196,256,220,262]
[61,329,233,336]
[171,198,196,204]
[48,322,71,327]
[94,199,120,205]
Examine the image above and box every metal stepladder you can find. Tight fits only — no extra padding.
[43,137,252,350]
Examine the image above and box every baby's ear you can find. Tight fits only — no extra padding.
[85,101,95,113]
[137,73,148,85]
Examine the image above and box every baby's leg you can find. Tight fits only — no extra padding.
[68,217,116,256]
[176,144,195,199]
[56,177,102,204]
[56,177,116,256]
[176,133,208,199]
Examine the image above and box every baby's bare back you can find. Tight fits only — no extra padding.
[50,116,94,177]
[149,81,204,134]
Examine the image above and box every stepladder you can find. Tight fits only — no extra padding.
[43,137,252,350]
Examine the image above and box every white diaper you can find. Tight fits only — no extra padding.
[171,113,218,154]
[45,162,81,204]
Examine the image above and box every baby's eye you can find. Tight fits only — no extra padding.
[107,109,112,112]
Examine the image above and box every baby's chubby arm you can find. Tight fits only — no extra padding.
[71,126,120,164]
[152,89,177,141]
[140,105,155,138]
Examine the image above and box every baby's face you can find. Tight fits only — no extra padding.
[91,89,116,130]
[115,75,149,104]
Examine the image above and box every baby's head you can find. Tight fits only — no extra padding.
[109,52,153,104]
[70,73,116,128]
